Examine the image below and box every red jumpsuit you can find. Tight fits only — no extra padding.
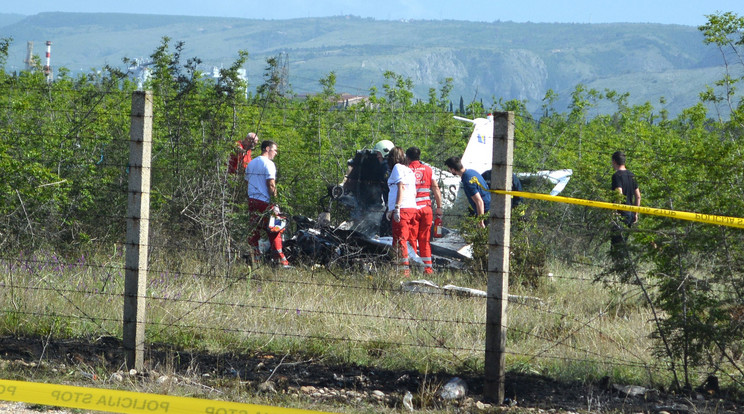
[228,141,253,174]
[408,160,434,274]
[247,198,286,265]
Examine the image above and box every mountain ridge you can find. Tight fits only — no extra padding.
[0,12,736,116]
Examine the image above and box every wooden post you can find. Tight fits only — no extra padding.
[484,111,514,403]
[123,91,152,371]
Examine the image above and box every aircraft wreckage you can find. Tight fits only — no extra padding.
[274,114,572,271]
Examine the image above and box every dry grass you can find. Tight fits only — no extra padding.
[0,249,660,386]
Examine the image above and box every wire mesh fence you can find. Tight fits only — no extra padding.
[2,81,744,399]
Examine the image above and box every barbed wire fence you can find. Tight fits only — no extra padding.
[1,85,740,401]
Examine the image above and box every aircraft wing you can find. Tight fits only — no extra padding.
[516,169,573,196]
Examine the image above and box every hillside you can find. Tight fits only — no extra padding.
[0,13,24,28]
[0,12,735,116]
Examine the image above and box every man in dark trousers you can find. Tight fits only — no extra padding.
[610,150,641,258]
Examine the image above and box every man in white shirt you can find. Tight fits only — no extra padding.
[245,140,290,268]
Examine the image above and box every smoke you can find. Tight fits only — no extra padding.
[339,194,386,237]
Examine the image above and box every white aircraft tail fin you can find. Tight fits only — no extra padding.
[460,113,493,174]
[449,114,573,203]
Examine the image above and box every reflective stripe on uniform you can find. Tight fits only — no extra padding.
[410,160,433,208]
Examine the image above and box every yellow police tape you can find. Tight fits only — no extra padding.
[493,189,744,229]
[0,379,331,414]
[468,174,744,229]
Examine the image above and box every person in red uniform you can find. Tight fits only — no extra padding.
[406,147,443,274]
[228,132,259,174]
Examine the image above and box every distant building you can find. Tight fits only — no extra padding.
[335,93,369,108]
[207,66,249,98]
[207,66,248,83]
[127,62,248,93]
[295,92,371,109]
[127,59,153,89]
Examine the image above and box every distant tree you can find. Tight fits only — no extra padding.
[0,37,10,68]
[698,11,744,123]
[256,53,292,106]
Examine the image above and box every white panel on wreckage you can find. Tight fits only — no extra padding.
[432,113,573,214]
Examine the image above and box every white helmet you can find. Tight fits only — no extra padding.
[373,140,394,157]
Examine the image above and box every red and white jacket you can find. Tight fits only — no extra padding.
[408,160,433,209]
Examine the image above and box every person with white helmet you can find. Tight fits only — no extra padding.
[371,139,394,204]
[341,139,395,236]
[373,139,394,162]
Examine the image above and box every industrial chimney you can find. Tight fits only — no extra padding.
[43,41,53,82]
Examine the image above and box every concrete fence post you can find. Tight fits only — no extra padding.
[123,91,152,370]
[484,111,514,403]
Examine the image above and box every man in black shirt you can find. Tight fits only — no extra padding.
[611,151,641,226]
[610,151,641,259]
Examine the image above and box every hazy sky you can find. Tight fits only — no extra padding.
[4,0,744,27]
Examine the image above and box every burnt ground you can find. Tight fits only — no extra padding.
[0,335,741,413]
